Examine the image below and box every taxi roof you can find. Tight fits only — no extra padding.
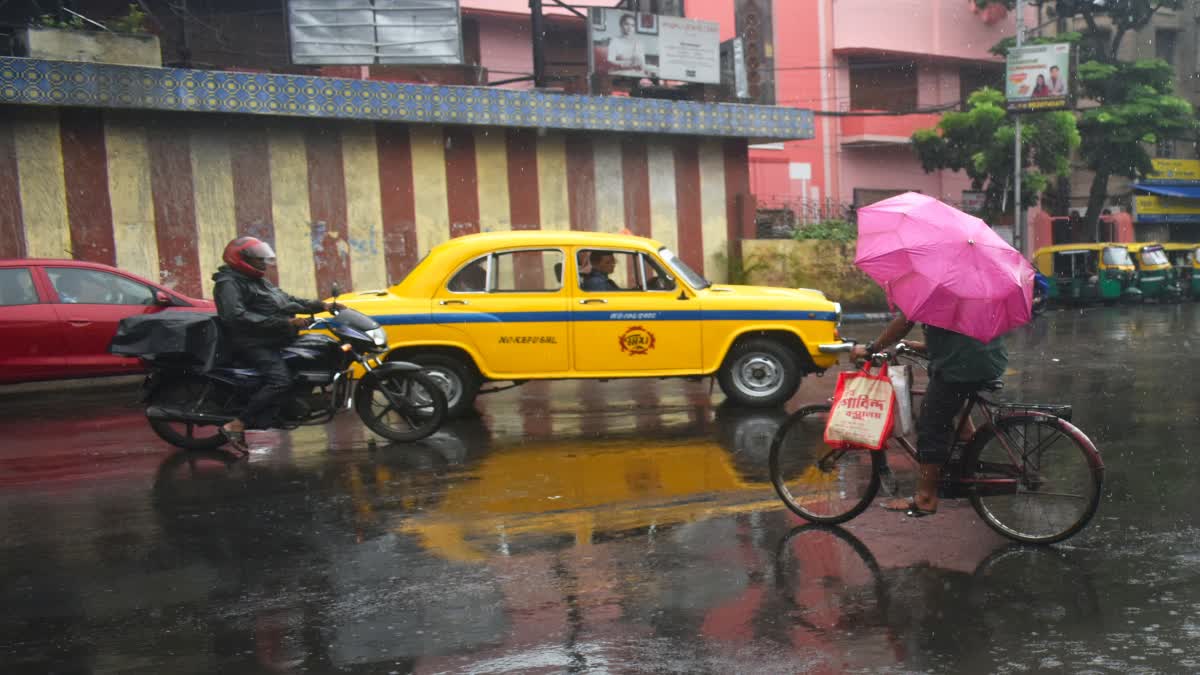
[1161,242,1200,250]
[429,230,666,255]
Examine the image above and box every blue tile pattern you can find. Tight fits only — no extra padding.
[0,57,814,140]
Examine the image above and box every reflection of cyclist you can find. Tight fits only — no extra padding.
[853,313,1008,517]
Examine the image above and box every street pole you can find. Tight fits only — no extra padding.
[1013,0,1024,255]
[530,0,546,88]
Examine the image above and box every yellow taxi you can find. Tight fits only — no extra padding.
[337,231,843,415]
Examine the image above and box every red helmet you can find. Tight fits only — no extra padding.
[222,236,276,278]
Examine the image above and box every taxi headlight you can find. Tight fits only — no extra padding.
[366,327,387,348]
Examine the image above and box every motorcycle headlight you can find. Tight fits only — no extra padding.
[366,327,388,348]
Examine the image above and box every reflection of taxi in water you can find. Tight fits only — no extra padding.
[337,231,843,415]
[385,432,775,562]
[1032,243,1140,304]
[1123,242,1182,301]
[1162,242,1200,299]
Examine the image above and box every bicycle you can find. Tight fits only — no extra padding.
[768,342,1105,544]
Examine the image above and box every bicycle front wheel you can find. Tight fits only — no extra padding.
[963,415,1103,544]
[769,404,882,524]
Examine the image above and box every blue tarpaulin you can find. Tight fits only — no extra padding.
[1133,184,1200,199]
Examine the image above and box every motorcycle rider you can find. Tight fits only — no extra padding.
[213,236,335,454]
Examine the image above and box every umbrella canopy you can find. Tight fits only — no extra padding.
[855,192,1035,343]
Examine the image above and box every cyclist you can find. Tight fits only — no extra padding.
[852,312,1008,517]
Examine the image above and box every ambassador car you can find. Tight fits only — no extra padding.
[338,231,843,416]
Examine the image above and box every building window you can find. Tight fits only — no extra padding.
[959,64,1003,104]
[1155,29,1177,66]
[849,59,917,112]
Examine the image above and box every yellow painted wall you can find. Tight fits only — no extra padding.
[742,239,887,311]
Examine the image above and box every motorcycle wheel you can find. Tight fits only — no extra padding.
[147,376,230,451]
[354,370,448,443]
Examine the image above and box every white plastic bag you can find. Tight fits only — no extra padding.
[888,364,915,437]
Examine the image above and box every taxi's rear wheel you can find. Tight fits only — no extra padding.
[400,352,481,418]
[717,338,801,408]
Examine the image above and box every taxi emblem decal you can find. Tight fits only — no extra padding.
[619,326,655,355]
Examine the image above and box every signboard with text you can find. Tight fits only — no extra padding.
[1135,194,1200,223]
[588,8,720,84]
[1005,43,1071,112]
[1145,158,1200,183]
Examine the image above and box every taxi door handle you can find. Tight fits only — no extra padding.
[68,320,92,327]
[439,299,468,305]
[579,298,607,304]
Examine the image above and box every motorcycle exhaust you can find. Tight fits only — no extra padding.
[145,405,235,426]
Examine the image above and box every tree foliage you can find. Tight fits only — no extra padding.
[912,88,1079,222]
[976,0,1181,63]
[978,0,1193,227]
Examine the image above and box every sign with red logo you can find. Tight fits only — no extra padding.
[619,326,656,355]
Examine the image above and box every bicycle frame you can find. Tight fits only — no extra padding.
[880,351,1094,499]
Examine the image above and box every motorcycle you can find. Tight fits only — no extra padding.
[118,286,447,450]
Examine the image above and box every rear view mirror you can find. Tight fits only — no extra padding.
[154,290,173,306]
[331,282,342,299]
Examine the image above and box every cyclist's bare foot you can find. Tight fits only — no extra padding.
[882,496,937,516]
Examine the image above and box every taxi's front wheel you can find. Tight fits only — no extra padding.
[717,338,801,408]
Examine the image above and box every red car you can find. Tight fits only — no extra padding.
[0,259,215,384]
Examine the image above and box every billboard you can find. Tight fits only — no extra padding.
[1005,43,1071,112]
[288,0,463,66]
[588,9,719,84]
[1145,158,1200,183]
[735,0,775,105]
[1135,195,1200,223]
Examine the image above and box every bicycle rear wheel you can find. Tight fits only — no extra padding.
[769,404,882,524]
[963,414,1103,544]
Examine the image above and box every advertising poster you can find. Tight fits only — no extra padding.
[1145,158,1200,183]
[588,8,719,84]
[1005,43,1071,112]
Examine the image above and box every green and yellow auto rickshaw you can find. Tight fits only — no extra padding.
[1124,242,1183,301]
[1033,243,1141,304]
[1162,242,1200,299]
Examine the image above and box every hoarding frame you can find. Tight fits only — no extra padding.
[1005,42,1074,113]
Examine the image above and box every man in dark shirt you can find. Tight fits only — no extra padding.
[581,251,620,291]
[213,236,334,454]
[853,312,1008,516]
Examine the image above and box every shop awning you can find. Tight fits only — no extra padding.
[1133,183,1200,199]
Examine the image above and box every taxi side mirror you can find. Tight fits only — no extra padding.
[154,290,173,306]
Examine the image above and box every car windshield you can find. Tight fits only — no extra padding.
[1141,248,1169,266]
[658,248,709,289]
[1103,247,1133,266]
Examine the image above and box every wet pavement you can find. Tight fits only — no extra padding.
[3,303,1200,673]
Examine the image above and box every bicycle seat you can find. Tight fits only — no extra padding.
[979,379,1004,392]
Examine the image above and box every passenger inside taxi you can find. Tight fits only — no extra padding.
[581,251,620,291]
[448,259,487,292]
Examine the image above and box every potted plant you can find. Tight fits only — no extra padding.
[18,4,162,67]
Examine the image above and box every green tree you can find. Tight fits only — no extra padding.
[912,87,1079,222]
[978,0,1192,229]
[1076,59,1195,227]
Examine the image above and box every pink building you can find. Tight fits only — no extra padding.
[685,0,1029,218]
[462,1,1026,220]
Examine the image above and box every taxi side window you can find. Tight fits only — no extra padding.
[641,254,677,292]
[448,256,488,293]
[450,250,566,293]
[493,249,564,292]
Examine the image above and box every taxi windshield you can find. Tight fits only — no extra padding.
[1103,247,1133,266]
[1141,248,1169,266]
[659,248,710,289]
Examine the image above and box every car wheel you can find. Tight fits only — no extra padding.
[399,352,482,418]
[717,338,801,408]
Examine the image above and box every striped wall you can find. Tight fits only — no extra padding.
[0,106,752,299]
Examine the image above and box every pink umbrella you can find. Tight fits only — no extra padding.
[855,192,1035,343]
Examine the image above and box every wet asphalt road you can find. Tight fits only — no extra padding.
[3,304,1200,674]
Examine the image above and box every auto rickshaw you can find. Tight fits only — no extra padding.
[1123,242,1183,301]
[1162,242,1200,299]
[1032,243,1141,304]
